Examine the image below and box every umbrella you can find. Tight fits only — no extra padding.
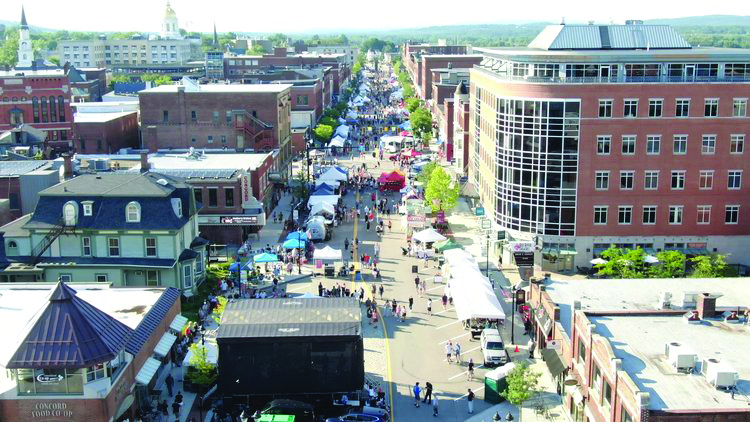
[644,255,660,264]
[253,252,279,263]
[228,262,242,272]
[283,238,306,249]
[590,258,607,265]
[286,231,308,241]
[413,228,447,243]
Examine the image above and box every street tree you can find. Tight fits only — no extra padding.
[405,98,421,113]
[648,250,686,278]
[313,124,334,142]
[424,167,459,213]
[410,107,434,144]
[501,363,541,406]
[0,30,19,68]
[417,162,438,185]
[291,170,310,200]
[690,254,728,278]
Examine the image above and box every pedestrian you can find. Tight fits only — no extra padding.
[392,299,397,316]
[455,342,462,363]
[444,341,453,363]
[396,304,402,321]
[157,400,169,417]
[379,284,384,299]
[413,382,421,407]
[528,338,536,359]
[467,358,475,381]
[371,284,377,298]
[432,394,439,417]
[408,296,414,310]
[441,293,448,309]
[427,298,432,315]
[318,282,323,297]
[401,308,407,322]
[171,400,181,417]
[344,238,349,251]
[424,254,430,268]
[366,220,371,231]
[415,275,421,291]
[423,381,433,403]
[385,299,391,316]
[165,372,174,397]
[467,389,475,414]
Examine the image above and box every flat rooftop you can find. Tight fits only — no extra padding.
[543,277,750,337]
[590,314,750,410]
[0,283,166,367]
[0,69,65,77]
[146,152,271,172]
[73,111,136,123]
[143,83,292,93]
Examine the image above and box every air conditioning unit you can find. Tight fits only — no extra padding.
[679,291,700,308]
[702,358,739,389]
[664,342,696,372]
[658,291,672,309]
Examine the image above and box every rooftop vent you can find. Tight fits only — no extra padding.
[664,342,697,373]
[625,20,644,25]
[658,291,672,309]
[156,178,169,186]
[701,358,738,389]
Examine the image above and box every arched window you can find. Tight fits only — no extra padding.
[126,201,141,223]
[40,97,48,123]
[49,96,57,122]
[63,201,78,226]
[58,96,66,122]
[32,97,39,123]
[7,241,17,255]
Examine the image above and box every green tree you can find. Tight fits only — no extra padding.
[187,343,218,387]
[319,116,338,128]
[648,250,686,278]
[248,44,266,55]
[292,170,310,200]
[268,33,288,47]
[48,56,60,66]
[410,107,433,144]
[424,167,459,213]
[595,247,647,278]
[314,124,334,142]
[405,98,421,113]
[501,362,541,406]
[0,30,19,68]
[141,73,173,86]
[417,162,438,185]
[690,254,728,278]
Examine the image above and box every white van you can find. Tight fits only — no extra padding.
[480,328,510,367]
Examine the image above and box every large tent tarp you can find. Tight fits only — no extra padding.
[318,167,348,182]
[329,135,346,148]
[315,180,339,188]
[307,195,339,209]
[286,231,308,241]
[313,246,343,261]
[310,201,336,217]
[449,267,506,321]
[413,228,447,243]
[283,238,306,249]
[335,125,350,138]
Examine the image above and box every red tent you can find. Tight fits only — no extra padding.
[378,171,406,192]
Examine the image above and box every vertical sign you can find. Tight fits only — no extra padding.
[241,173,251,208]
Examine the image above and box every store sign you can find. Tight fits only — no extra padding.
[241,173,252,207]
[30,402,73,419]
[497,230,506,241]
[514,251,535,267]
[407,214,426,227]
[547,339,561,350]
[475,207,485,216]
[510,241,535,253]
[36,374,63,383]
[221,216,258,225]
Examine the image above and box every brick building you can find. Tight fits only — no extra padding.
[452,81,471,176]
[73,110,139,154]
[0,70,75,156]
[527,276,750,422]
[139,78,293,180]
[469,23,750,269]
[400,42,480,100]
[429,67,471,163]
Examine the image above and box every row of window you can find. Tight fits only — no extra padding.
[593,204,740,225]
[31,96,66,124]
[594,170,742,191]
[189,110,234,124]
[63,200,182,227]
[598,98,747,118]
[574,339,633,422]
[194,187,235,208]
[596,134,744,155]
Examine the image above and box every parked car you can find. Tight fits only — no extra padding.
[480,328,510,367]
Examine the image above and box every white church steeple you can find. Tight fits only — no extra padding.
[17,6,33,68]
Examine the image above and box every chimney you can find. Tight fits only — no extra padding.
[697,293,717,319]
[447,62,452,69]
[274,47,286,57]
[140,151,150,173]
[62,153,73,179]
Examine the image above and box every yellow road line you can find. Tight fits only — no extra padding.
[353,188,396,421]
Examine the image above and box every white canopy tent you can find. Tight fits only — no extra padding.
[182,341,218,380]
[346,111,359,120]
[448,268,506,321]
[328,136,346,148]
[318,167,348,182]
[310,201,336,217]
[413,228,447,243]
[307,195,339,209]
[335,125,350,138]
[313,246,343,261]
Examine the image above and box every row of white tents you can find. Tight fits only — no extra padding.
[442,249,506,322]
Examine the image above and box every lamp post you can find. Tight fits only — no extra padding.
[486,232,490,278]
[506,412,514,422]
[510,289,516,345]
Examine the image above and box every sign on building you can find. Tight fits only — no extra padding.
[241,173,252,208]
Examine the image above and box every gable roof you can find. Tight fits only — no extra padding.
[126,287,180,355]
[40,173,184,197]
[528,24,691,50]
[6,282,133,369]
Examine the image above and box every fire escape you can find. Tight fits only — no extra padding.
[233,110,275,151]
[30,219,74,266]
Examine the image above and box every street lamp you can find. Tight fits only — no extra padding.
[506,412,514,422]
[510,289,517,345]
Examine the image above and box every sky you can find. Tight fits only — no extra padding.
[3,0,749,34]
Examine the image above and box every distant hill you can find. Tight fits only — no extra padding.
[645,15,750,26]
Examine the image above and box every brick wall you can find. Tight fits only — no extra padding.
[74,112,139,153]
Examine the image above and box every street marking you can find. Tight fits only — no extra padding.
[442,346,481,361]
[454,385,485,400]
[435,320,461,330]
[438,332,470,345]
[434,307,454,315]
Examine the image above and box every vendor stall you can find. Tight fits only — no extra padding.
[377,170,406,192]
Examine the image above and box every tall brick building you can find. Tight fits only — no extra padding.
[139,78,293,180]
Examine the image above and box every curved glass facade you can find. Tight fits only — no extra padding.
[495,99,580,236]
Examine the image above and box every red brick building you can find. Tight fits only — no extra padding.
[0,69,75,156]
[429,67,471,163]
[400,42,480,100]
[73,111,139,153]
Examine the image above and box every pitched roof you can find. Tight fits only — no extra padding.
[40,173,184,197]
[0,160,52,177]
[126,287,180,354]
[20,6,28,29]
[6,282,133,369]
[528,24,691,50]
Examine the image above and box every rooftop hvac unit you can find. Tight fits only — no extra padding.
[664,342,696,373]
[701,358,739,389]
[94,158,109,171]
[658,291,672,309]
[679,291,700,308]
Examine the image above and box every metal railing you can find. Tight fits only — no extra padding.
[478,68,750,84]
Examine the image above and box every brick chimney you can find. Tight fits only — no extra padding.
[697,293,717,319]
[62,153,73,179]
[140,151,150,173]
[274,47,286,57]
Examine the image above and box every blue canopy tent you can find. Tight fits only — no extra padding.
[229,262,242,272]
[334,166,348,175]
[252,253,279,263]
[400,121,411,130]
[312,186,334,196]
[283,238,306,249]
[286,231,308,241]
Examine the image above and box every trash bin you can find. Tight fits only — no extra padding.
[484,362,516,404]
[355,270,362,281]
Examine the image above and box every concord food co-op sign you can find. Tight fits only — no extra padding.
[30,402,74,419]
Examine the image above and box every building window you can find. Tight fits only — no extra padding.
[49,96,57,122]
[82,202,93,216]
[704,98,719,117]
[669,206,684,224]
[225,188,235,207]
[162,110,169,123]
[642,206,657,224]
[596,136,611,155]
[125,201,141,222]
[194,189,203,205]
[58,96,65,122]
[297,95,309,105]
[594,171,609,190]
[95,274,108,283]
[195,251,204,274]
[671,171,686,190]
[648,99,663,117]
[646,135,661,154]
[171,198,183,218]
[212,111,220,123]
[623,99,638,117]
[644,171,659,190]
[620,171,634,190]
[726,205,740,224]
[673,135,687,154]
[208,187,218,207]
[702,135,716,154]
[145,237,157,257]
[621,135,635,155]
[699,170,714,190]
[226,111,233,124]
[577,338,586,366]
[183,264,193,289]
[191,110,197,122]
[733,98,747,117]
[728,170,742,189]
[58,274,72,283]
[697,205,711,224]
[220,135,227,144]
[730,135,745,154]
[207,135,214,144]
[622,407,633,422]
[618,206,633,224]
[108,237,120,256]
[82,237,92,256]
[602,381,613,409]
[675,99,690,117]
[63,201,78,226]
[32,97,39,123]
[593,206,608,225]
[9,193,19,210]
[146,270,159,286]
[41,97,48,123]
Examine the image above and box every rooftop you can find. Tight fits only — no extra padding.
[590,314,750,410]
[0,161,52,177]
[529,24,691,50]
[143,82,292,94]
[73,111,136,123]
[146,151,272,172]
[0,69,65,78]
[543,277,750,337]
[40,173,182,197]
[474,46,750,62]
[218,297,361,339]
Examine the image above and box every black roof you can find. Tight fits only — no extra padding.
[6,282,133,369]
[218,297,361,339]
[126,287,180,354]
[35,256,176,268]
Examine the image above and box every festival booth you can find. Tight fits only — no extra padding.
[335,125,350,138]
[313,246,344,277]
[401,149,423,159]
[328,135,346,150]
[448,267,506,331]
[318,167,348,182]
[307,195,340,209]
[377,171,406,192]
[310,201,336,219]
[312,185,334,196]
[411,228,446,259]
[315,180,339,189]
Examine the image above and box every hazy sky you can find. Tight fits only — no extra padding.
[4,0,749,34]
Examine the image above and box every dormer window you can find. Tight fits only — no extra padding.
[171,198,183,218]
[63,201,78,226]
[126,201,141,223]
[7,241,17,255]
[82,201,93,216]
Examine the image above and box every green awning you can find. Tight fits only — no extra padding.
[541,348,566,377]
[436,239,464,252]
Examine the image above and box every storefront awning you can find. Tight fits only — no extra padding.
[541,348,566,378]
[154,332,177,358]
[135,357,161,385]
[170,314,188,332]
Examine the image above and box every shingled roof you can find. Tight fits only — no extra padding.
[6,282,133,369]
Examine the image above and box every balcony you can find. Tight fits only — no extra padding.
[477,66,750,84]
[232,110,276,150]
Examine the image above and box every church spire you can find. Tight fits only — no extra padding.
[20,6,28,29]
[213,22,218,47]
